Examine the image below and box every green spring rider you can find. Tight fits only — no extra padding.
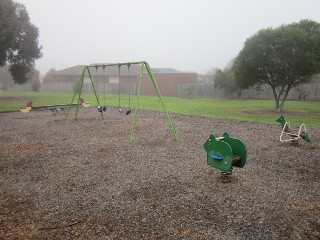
[276,115,311,143]
[204,132,247,182]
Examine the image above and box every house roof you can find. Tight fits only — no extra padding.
[151,68,180,73]
[52,65,184,76]
[53,64,140,76]
[52,65,84,76]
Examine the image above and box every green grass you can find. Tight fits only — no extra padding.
[0,91,319,126]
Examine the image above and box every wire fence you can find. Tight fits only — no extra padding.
[177,83,320,101]
[4,82,320,101]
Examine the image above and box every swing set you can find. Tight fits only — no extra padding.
[64,61,178,143]
[117,63,132,115]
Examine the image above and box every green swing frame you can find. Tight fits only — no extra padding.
[64,61,178,143]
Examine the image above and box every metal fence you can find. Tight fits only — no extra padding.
[177,83,320,101]
[5,82,320,101]
[5,82,137,95]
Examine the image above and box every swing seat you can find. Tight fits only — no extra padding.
[98,106,107,112]
[119,108,131,115]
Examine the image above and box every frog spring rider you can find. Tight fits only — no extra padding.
[204,132,247,182]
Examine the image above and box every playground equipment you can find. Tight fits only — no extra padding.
[93,65,107,113]
[79,98,91,108]
[19,99,88,115]
[118,63,132,115]
[64,61,178,143]
[276,115,311,143]
[20,101,32,113]
[204,132,247,182]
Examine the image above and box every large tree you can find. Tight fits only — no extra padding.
[0,0,42,84]
[233,19,320,111]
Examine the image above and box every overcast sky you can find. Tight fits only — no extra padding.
[15,0,320,75]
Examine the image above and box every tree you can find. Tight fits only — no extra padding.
[214,67,240,98]
[0,66,15,90]
[30,69,40,92]
[0,0,42,84]
[233,19,320,111]
[43,68,57,83]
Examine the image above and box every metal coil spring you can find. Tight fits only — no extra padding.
[220,169,233,183]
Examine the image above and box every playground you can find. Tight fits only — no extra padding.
[0,106,319,239]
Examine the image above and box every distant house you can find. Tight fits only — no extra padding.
[45,64,198,96]
[141,68,198,96]
[47,64,139,84]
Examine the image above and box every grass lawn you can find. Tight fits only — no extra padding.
[0,91,319,126]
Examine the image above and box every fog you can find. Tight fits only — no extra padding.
[15,0,320,75]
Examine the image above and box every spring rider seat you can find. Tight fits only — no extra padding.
[204,132,247,182]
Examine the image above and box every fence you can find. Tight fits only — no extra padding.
[5,81,320,101]
[177,83,320,101]
[6,82,137,95]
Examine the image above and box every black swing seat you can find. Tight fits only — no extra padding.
[118,108,131,115]
[97,106,107,112]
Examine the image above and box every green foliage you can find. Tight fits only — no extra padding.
[31,78,40,92]
[0,0,42,84]
[30,69,40,92]
[310,74,320,83]
[0,66,14,90]
[214,68,240,98]
[233,19,320,111]
[43,68,57,83]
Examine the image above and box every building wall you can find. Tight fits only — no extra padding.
[50,74,135,84]
[140,72,198,96]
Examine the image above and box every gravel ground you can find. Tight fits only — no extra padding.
[0,107,319,240]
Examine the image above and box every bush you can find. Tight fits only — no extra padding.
[31,79,41,92]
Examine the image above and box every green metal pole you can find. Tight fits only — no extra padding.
[75,66,87,119]
[130,63,144,143]
[63,65,87,123]
[87,66,104,120]
[144,61,179,141]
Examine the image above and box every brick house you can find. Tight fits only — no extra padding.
[46,64,198,96]
[141,69,198,96]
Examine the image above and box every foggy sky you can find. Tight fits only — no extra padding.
[15,0,320,75]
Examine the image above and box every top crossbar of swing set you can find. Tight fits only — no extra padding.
[64,61,178,143]
[86,61,143,68]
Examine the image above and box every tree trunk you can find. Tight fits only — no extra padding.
[271,86,281,112]
[279,86,292,112]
